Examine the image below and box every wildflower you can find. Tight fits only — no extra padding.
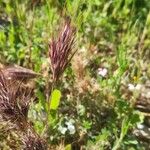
[65,120,76,134]
[77,104,85,116]
[80,46,86,53]
[128,83,142,91]
[137,123,144,129]
[49,19,76,81]
[135,84,142,90]
[58,125,67,135]
[128,83,135,91]
[98,68,108,77]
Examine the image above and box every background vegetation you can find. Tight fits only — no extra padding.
[0,0,150,149]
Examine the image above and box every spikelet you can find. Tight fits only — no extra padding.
[22,134,47,150]
[49,19,76,81]
[0,70,31,124]
[2,64,40,81]
[0,69,47,149]
[0,70,10,113]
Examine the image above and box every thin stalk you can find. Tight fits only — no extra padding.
[47,80,55,123]
[42,78,55,136]
[112,118,130,150]
[112,133,124,150]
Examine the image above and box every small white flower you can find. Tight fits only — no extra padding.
[147,91,150,98]
[65,121,72,127]
[128,83,142,91]
[128,84,135,91]
[98,68,108,77]
[80,46,86,52]
[65,121,76,134]
[68,124,75,134]
[137,124,144,130]
[135,84,142,90]
[77,104,85,116]
[58,125,67,135]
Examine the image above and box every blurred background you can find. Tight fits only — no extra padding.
[0,0,150,149]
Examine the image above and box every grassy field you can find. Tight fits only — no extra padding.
[0,0,150,149]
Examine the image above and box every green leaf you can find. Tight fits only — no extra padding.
[65,144,72,150]
[130,113,141,125]
[50,89,61,110]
